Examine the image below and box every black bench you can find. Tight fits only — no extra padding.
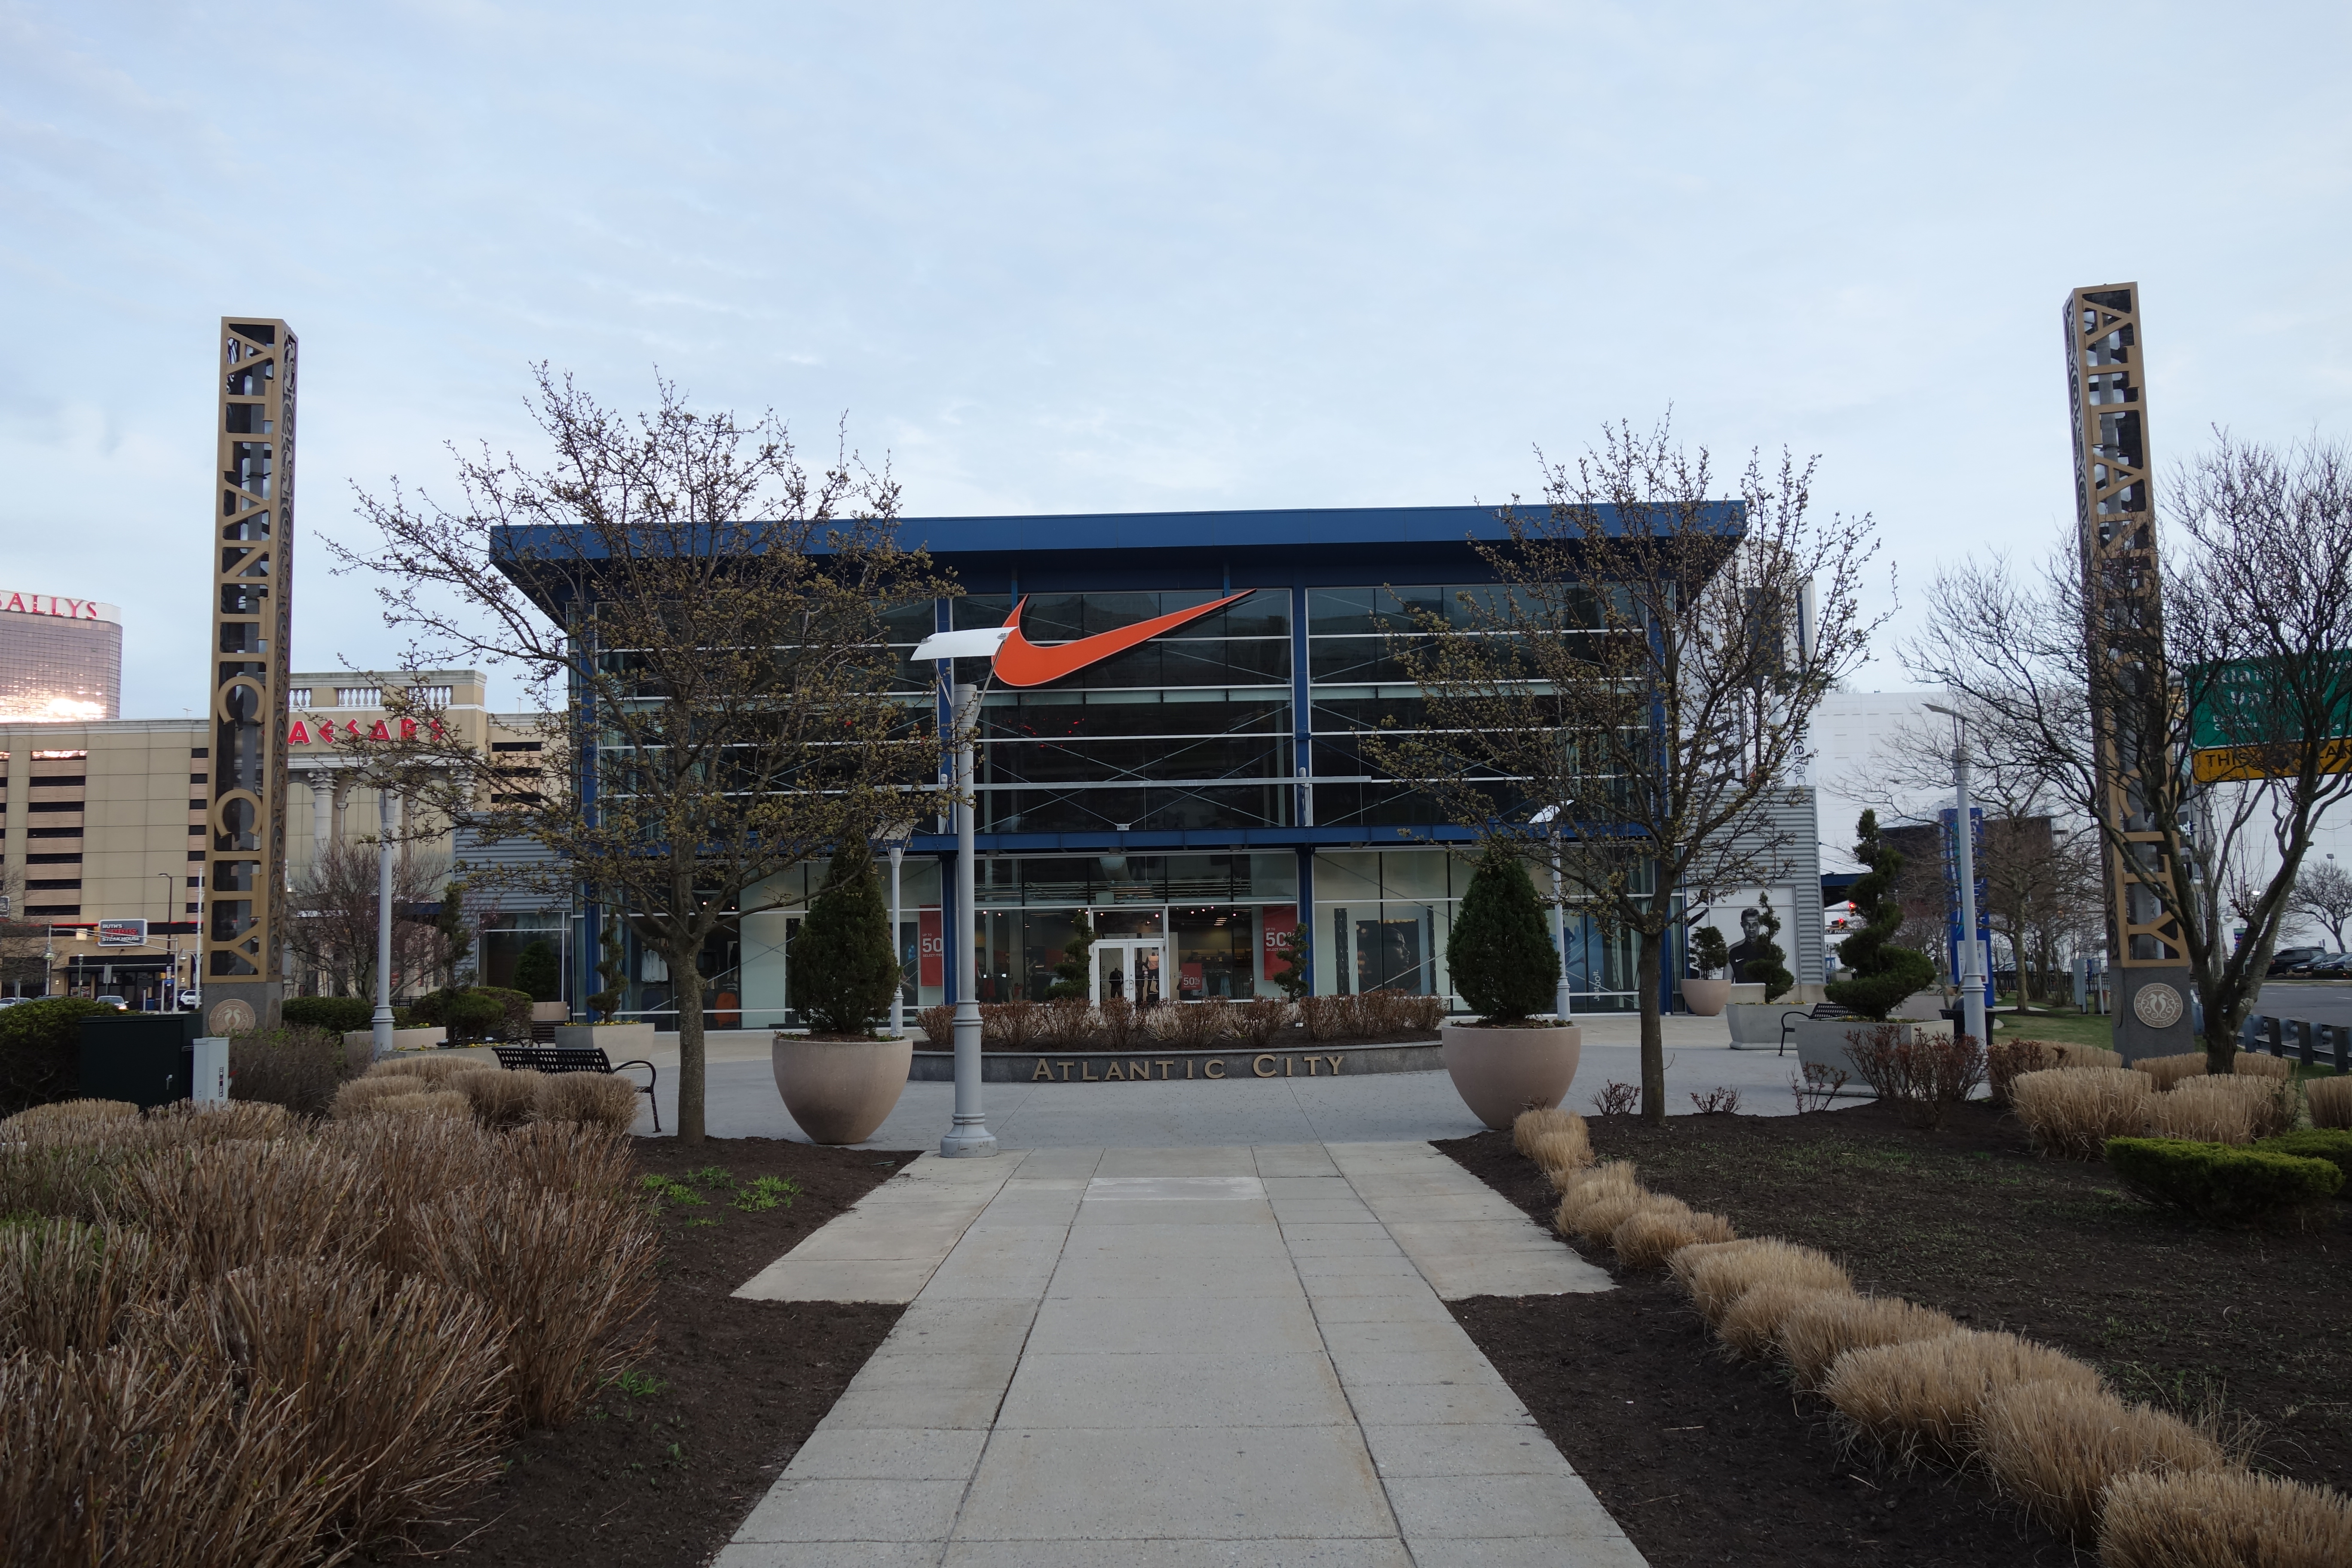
[492,1044,660,1132]
[1779,1001,1856,1057]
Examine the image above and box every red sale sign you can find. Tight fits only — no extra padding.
[918,909,943,988]
[1262,904,1298,978]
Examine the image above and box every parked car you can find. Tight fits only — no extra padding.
[93,995,129,1010]
[2297,951,2352,977]
[2268,946,2326,976]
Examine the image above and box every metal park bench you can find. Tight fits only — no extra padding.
[1779,1001,1856,1057]
[491,1044,661,1132]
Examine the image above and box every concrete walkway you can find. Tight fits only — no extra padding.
[720,1142,1642,1567]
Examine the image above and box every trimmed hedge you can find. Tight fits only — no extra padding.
[2105,1136,2343,1223]
[2255,1127,2352,1186]
[281,995,377,1035]
[0,998,116,1115]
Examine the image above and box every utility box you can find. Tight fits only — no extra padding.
[190,1037,230,1104]
[79,1012,204,1109]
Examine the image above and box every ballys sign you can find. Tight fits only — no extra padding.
[287,717,445,745]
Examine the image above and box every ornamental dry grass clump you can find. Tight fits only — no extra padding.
[2135,1052,2210,1091]
[1818,1328,2101,1464]
[409,1180,657,1428]
[541,1070,643,1133]
[1674,1237,1851,1326]
[2010,1066,2153,1158]
[1552,1160,1639,1238]
[1975,1378,2227,1544]
[371,1052,494,1087]
[1717,1281,1851,1360]
[1611,1201,1736,1270]
[371,1089,474,1122]
[1512,1105,1577,1157]
[2056,1042,2126,1071]
[2231,1050,2291,1081]
[2098,1466,2352,1568]
[2309,1075,2352,1129]
[0,1109,651,1565]
[1776,1293,1959,1390]
[0,1097,141,1134]
[2144,1082,2259,1144]
[460,1067,549,1130]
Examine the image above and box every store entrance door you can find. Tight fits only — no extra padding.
[1093,940,1165,1006]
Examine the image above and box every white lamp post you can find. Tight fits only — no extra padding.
[1924,704,1988,1047]
[882,816,915,1040]
[371,787,396,1060]
[939,681,997,1156]
[1530,803,1573,1020]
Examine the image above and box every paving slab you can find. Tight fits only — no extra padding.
[716,1141,1646,1565]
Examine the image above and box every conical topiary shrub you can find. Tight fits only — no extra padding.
[1447,848,1560,1023]
[1745,894,1796,1004]
[793,839,902,1034]
[512,939,560,1004]
[1825,810,1937,1020]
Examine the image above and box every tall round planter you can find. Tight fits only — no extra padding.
[1440,1022,1583,1130]
[772,1033,912,1145]
[1681,978,1732,1017]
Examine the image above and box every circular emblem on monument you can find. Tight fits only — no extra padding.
[206,998,256,1036]
[2132,983,2184,1029]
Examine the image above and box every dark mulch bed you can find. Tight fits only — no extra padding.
[1437,1099,2352,1568]
[360,1136,919,1568]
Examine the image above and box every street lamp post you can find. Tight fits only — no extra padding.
[371,787,396,1061]
[1925,704,1988,1047]
[882,817,915,1040]
[939,682,997,1157]
[156,871,175,1011]
[1530,804,1573,1020]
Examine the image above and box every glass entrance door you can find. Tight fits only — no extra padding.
[1093,940,1166,1005]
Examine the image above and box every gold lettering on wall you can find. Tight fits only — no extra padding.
[1325,1055,1344,1075]
[1155,1060,1175,1079]
[1081,1062,1099,1081]
[1205,1059,1226,1078]
[1130,1060,1150,1081]
[1253,1054,1277,1078]
[1033,1059,1054,1081]
[1103,1061,1124,1081]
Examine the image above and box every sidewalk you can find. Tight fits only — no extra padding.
[721,1142,1644,1566]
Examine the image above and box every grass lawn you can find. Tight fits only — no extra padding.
[1994,1006,2115,1051]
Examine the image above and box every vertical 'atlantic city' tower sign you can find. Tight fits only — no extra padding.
[204,318,297,1033]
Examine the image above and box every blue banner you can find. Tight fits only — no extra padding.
[1939,806,1995,1010]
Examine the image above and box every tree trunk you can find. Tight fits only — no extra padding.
[672,953,706,1145]
[1636,925,1666,1126]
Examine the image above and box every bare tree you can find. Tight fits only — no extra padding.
[334,370,949,1143]
[1907,433,2352,1068]
[2288,860,2352,952]
[1368,418,1885,1124]
[286,843,449,1001]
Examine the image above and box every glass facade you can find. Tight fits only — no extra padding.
[541,505,1733,1025]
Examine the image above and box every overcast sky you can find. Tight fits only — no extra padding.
[6,1,2348,719]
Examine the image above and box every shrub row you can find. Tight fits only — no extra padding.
[2105,1136,2345,1223]
[0,1106,655,1564]
[2011,1061,2311,1160]
[916,992,1445,1052]
[1504,1112,2352,1562]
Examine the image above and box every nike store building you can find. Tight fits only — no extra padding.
[516,506,1794,1025]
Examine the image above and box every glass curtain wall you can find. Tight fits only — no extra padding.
[1311,847,1642,1012]
[952,593,1292,834]
[971,851,1299,1001]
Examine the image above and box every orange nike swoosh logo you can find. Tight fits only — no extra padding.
[992,590,1257,687]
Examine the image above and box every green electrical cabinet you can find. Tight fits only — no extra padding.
[79,1012,202,1109]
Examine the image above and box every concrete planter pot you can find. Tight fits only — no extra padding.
[554,1022,655,1053]
[530,1001,570,1023]
[1681,978,1733,1017]
[772,1032,913,1145]
[1439,1022,1583,1130]
[1724,1003,1801,1047]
